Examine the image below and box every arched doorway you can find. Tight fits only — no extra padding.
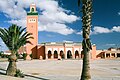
[48,50,52,59]
[117,53,120,57]
[75,50,79,59]
[60,50,64,59]
[67,50,72,59]
[54,50,58,58]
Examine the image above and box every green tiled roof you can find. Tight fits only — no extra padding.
[27,12,38,15]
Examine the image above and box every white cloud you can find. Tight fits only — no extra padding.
[105,44,116,46]
[111,26,120,32]
[0,0,26,19]
[8,19,26,28]
[76,31,82,35]
[91,26,111,34]
[0,27,8,51]
[118,12,120,15]
[0,38,8,51]
[37,0,79,35]
[39,11,78,24]
[0,0,79,35]
[46,34,55,38]
[39,23,75,35]
[77,26,120,35]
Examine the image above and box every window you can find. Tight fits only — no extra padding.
[31,8,34,12]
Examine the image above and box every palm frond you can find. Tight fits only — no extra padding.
[0,24,33,54]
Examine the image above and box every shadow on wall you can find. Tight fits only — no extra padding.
[37,46,45,59]
[31,46,38,59]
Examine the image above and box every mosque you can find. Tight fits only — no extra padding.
[24,3,97,60]
[18,3,120,60]
[3,4,120,60]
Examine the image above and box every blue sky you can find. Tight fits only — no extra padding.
[0,0,120,50]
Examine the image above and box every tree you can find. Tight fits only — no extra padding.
[78,0,93,80]
[0,24,33,76]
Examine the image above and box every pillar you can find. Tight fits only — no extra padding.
[46,53,48,59]
[115,53,117,58]
[73,54,75,59]
[110,53,112,58]
[65,49,67,59]
[72,48,75,59]
[104,53,106,58]
[58,53,61,59]
[51,52,54,59]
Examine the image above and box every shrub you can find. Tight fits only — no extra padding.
[0,51,5,58]
[22,53,27,60]
[1,54,4,58]
[0,52,1,58]
[0,52,1,56]
[15,69,25,78]
[16,52,19,59]
[30,53,33,59]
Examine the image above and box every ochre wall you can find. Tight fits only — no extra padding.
[91,45,96,59]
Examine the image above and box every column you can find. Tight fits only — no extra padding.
[51,48,54,59]
[73,54,75,59]
[51,52,54,59]
[58,54,61,59]
[58,51,61,59]
[115,53,117,58]
[79,53,81,59]
[65,52,67,59]
[46,53,48,59]
[45,47,48,59]
[72,48,75,59]
[104,53,106,58]
[110,53,112,58]
[58,48,61,59]
[65,48,67,59]
[51,55,54,59]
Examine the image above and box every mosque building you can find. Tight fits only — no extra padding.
[25,3,97,60]
[3,4,120,60]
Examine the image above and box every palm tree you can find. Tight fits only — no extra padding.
[0,24,33,76]
[78,0,93,80]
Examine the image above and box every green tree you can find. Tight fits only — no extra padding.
[78,0,93,80]
[0,24,33,76]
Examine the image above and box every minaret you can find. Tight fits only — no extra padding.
[26,3,38,59]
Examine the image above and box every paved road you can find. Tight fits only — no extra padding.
[0,59,120,80]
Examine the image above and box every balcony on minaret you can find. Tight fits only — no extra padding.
[27,3,38,15]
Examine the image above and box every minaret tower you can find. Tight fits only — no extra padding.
[26,3,38,59]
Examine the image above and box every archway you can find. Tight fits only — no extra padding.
[117,53,120,57]
[60,50,64,59]
[106,53,110,58]
[75,50,79,59]
[67,50,72,59]
[54,50,58,58]
[48,50,52,59]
